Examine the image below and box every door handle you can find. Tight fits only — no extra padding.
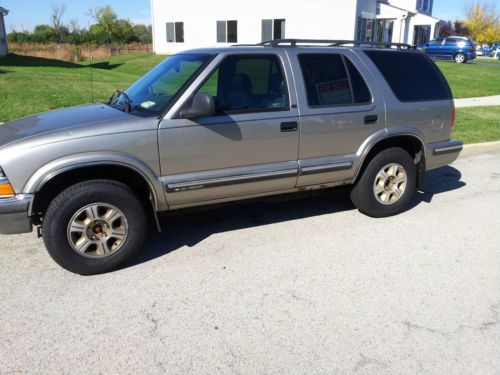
[280,121,298,132]
[364,115,378,125]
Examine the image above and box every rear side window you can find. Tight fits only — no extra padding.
[445,38,459,46]
[299,54,372,107]
[364,50,452,102]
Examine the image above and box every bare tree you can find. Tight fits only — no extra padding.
[51,2,67,44]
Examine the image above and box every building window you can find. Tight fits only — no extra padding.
[261,19,286,42]
[375,19,394,43]
[357,17,374,42]
[216,20,238,43]
[413,25,431,45]
[166,22,184,43]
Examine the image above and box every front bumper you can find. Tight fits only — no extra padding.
[427,139,463,170]
[0,194,34,235]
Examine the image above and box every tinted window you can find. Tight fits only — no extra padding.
[429,38,443,45]
[345,58,371,103]
[445,38,458,46]
[299,54,371,107]
[197,54,289,114]
[364,50,451,102]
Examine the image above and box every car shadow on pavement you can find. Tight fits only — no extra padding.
[412,165,465,205]
[128,165,465,268]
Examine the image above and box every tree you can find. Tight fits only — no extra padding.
[51,2,67,43]
[438,21,454,37]
[133,24,152,44]
[7,30,32,44]
[88,6,119,44]
[463,1,500,44]
[32,24,57,43]
[454,20,469,36]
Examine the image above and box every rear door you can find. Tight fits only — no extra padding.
[286,49,386,187]
[441,37,459,58]
[158,51,300,206]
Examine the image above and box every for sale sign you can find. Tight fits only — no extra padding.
[316,79,351,105]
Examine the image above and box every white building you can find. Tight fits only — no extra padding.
[0,7,9,57]
[151,0,439,54]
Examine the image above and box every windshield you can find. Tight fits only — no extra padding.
[111,54,212,115]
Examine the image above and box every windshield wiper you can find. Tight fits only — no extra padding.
[108,90,132,112]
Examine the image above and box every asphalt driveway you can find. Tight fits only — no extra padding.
[1,150,499,374]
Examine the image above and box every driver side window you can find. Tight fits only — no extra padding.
[196,54,290,114]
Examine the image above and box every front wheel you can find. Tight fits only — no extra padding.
[350,147,417,218]
[454,53,466,63]
[42,180,147,275]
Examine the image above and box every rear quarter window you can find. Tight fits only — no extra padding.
[364,50,452,102]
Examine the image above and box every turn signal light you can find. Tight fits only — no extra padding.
[0,182,15,197]
[451,106,456,128]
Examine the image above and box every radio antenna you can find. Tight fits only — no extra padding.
[87,21,94,103]
[89,45,94,103]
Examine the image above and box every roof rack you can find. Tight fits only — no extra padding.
[251,39,415,50]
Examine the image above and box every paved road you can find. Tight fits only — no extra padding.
[1,151,499,374]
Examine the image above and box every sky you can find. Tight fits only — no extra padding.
[2,0,467,33]
[2,0,152,33]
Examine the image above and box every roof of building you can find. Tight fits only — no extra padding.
[0,7,9,15]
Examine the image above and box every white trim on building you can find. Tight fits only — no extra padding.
[150,0,439,54]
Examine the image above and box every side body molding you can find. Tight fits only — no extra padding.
[23,152,167,211]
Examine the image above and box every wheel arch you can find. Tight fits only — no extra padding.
[26,153,166,220]
[354,130,427,189]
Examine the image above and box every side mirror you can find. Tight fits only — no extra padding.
[179,92,215,119]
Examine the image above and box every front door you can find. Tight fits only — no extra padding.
[286,49,386,187]
[158,52,300,206]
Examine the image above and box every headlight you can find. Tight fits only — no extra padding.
[0,167,15,198]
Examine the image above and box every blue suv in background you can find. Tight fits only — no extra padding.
[418,36,476,63]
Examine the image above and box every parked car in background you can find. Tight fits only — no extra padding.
[489,44,500,59]
[475,45,485,56]
[418,36,476,63]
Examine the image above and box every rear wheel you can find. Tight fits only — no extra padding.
[350,147,417,218]
[454,53,466,63]
[42,180,147,275]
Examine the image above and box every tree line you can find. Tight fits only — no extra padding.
[7,4,152,45]
[438,1,499,44]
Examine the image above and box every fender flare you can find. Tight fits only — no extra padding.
[24,151,167,212]
[352,127,427,183]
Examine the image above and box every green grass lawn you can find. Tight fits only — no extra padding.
[453,106,500,144]
[1,53,499,127]
[0,53,166,122]
[435,60,500,98]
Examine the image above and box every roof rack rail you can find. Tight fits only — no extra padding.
[254,39,415,50]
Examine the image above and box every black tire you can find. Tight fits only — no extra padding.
[42,179,147,275]
[350,147,416,218]
[454,53,466,63]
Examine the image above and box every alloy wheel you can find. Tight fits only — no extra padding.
[67,203,128,258]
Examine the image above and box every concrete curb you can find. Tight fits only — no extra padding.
[459,140,500,158]
[454,95,500,108]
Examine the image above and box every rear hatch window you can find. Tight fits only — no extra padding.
[364,50,452,102]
